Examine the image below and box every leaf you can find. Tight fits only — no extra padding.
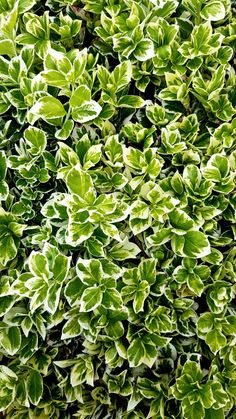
[102,288,123,310]
[147,228,172,246]
[127,337,157,368]
[109,239,140,260]
[172,231,211,258]
[70,357,94,387]
[55,120,74,140]
[30,96,66,122]
[41,70,68,87]
[83,144,102,169]
[64,276,84,307]
[67,222,94,246]
[69,85,91,108]
[26,371,43,405]
[200,2,226,21]
[210,95,235,121]
[182,398,205,419]
[197,312,215,334]
[134,39,155,61]
[18,0,37,13]
[127,338,146,367]
[205,329,227,354]
[80,286,103,312]
[112,60,132,91]
[100,222,121,241]
[76,259,103,286]
[0,326,21,356]
[0,229,18,266]
[0,152,7,182]
[0,39,15,57]
[133,281,150,313]
[24,126,46,155]
[118,95,145,109]
[187,273,204,296]
[61,317,81,340]
[28,253,49,278]
[66,165,95,201]
[45,282,61,314]
[205,409,224,419]
[73,49,87,79]
[72,101,102,123]
[0,365,17,412]
[139,259,156,285]
[210,382,229,408]
[169,209,194,231]
[123,147,147,172]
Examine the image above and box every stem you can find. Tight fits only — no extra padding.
[133,236,149,258]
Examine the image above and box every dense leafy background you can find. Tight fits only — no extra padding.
[0,0,236,417]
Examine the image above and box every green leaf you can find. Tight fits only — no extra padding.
[199,383,215,409]
[80,286,103,312]
[127,338,146,368]
[0,39,15,57]
[182,360,203,382]
[66,165,95,201]
[197,312,215,334]
[134,39,154,61]
[109,239,140,260]
[67,222,94,246]
[169,209,194,231]
[200,2,226,21]
[182,399,205,419]
[123,147,147,173]
[45,282,61,314]
[26,370,43,405]
[172,230,211,258]
[0,326,21,356]
[210,382,229,408]
[205,329,227,354]
[24,126,46,155]
[133,281,150,313]
[61,317,81,340]
[0,365,17,412]
[28,252,49,278]
[0,229,18,266]
[139,259,156,285]
[41,70,68,87]
[55,120,74,140]
[70,357,94,387]
[118,96,145,109]
[83,144,102,169]
[29,96,66,123]
[76,259,103,286]
[102,289,123,310]
[205,408,224,419]
[127,337,157,368]
[64,276,84,307]
[0,151,7,181]
[187,273,204,296]
[148,228,172,246]
[53,254,71,283]
[72,101,102,123]
[210,95,235,121]
[71,56,85,83]
[112,60,132,91]
[69,85,91,108]
[18,0,37,13]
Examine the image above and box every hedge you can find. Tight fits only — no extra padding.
[0,0,236,418]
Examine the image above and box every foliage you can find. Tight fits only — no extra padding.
[0,0,235,417]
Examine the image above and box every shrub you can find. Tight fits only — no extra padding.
[0,0,235,417]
